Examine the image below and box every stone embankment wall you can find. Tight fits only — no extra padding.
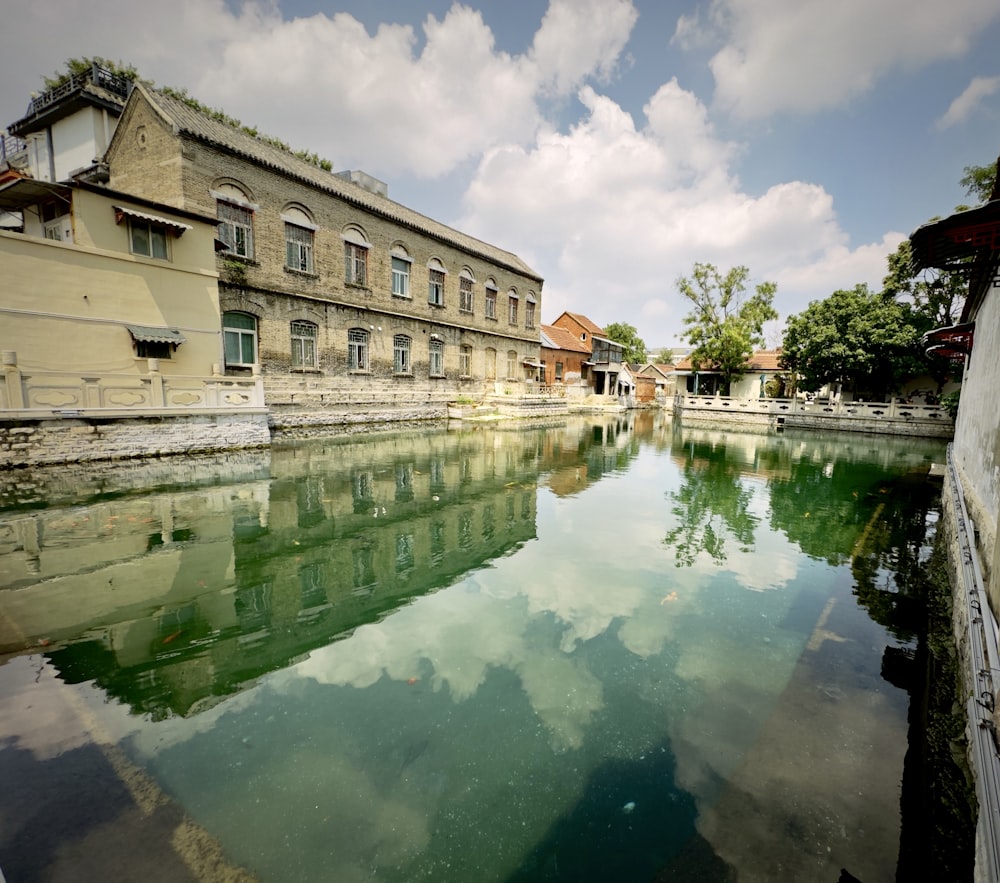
[0,414,271,468]
[268,403,447,439]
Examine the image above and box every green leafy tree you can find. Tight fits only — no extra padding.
[959,160,998,204]
[676,263,778,395]
[43,57,142,90]
[604,322,647,365]
[657,347,675,364]
[781,284,923,400]
[882,239,965,394]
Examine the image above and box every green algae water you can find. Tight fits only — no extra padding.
[0,416,954,881]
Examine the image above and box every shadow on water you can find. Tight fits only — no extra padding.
[505,739,735,883]
[0,736,205,883]
[849,470,977,882]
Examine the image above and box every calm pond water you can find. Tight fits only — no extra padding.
[0,414,948,882]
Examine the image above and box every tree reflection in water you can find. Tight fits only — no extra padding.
[663,441,759,567]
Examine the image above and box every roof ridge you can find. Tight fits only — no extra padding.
[139,86,541,281]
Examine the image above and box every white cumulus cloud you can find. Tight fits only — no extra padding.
[936,75,1000,130]
[685,0,1000,119]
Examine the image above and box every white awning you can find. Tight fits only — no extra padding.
[113,206,191,235]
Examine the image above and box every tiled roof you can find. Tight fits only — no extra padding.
[747,349,782,371]
[674,349,783,372]
[138,86,542,281]
[540,324,591,353]
[556,311,605,336]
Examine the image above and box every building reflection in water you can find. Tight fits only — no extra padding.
[0,417,645,719]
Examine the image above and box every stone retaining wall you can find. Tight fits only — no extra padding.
[0,413,271,468]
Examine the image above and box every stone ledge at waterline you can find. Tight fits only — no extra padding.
[0,414,271,469]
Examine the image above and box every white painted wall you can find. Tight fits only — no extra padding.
[953,282,1000,578]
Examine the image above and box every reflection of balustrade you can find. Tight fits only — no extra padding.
[0,352,264,415]
[675,393,950,425]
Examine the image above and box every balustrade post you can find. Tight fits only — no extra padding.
[82,376,102,408]
[147,359,165,407]
[2,351,25,409]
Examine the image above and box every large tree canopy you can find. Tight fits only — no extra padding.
[676,263,777,395]
[781,285,924,400]
[959,160,998,204]
[604,322,647,365]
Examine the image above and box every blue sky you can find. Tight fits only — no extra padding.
[2,0,998,347]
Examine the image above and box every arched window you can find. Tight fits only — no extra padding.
[506,350,517,380]
[391,245,412,298]
[484,279,498,320]
[525,291,537,329]
[343,226,371,286]
[393,334,412,374]
[507,289,519,326]
[348,328,370,371]
[428,258,446,307]
[429,336,444,377]
[459,269,475,313]
[223,311,257,367]
[283,206,316,273]
[459,344,472,377]
[213,184,256,259]
[291,320,317,368]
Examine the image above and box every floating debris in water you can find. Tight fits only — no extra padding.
[622,801,636,814]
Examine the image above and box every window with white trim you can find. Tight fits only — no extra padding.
[508,291,519,326]
[459,344,472,377]
[485,282,497,320]
[394,334,412,374]
[459,273,474,313]
[348,328,369,371]
[223,311,257,367]
[343,227,370,286]
[428,259,446,306]
[129,219,169,260]
[506,350,517,380]
[429,338,444,377]
[525,292,536,329]
[217,201,254,258]
[391,249,411,297]
[285,221,314,273]
[291,321,317,368]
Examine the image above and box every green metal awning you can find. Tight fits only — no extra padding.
[125,324,186,344]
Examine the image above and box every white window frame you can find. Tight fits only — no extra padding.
[485,284,497,320]
[223,311,257,367]
[391,256,411,297]
[459,344,472,377]
[525,293,536,329]
[291,320,317,368]
[429,338,444,377]
[506,350,517,380]
[428,267,445,306]
[508,292,519,326]
[348,328,370,371]
[129,219,169,260]
[217,200,254,259]
[459,275,474,313]
[394,334,412,374]
[285,223,314,273]
[345,242,368,286]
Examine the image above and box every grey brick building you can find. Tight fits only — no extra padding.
[105,84,543,403]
